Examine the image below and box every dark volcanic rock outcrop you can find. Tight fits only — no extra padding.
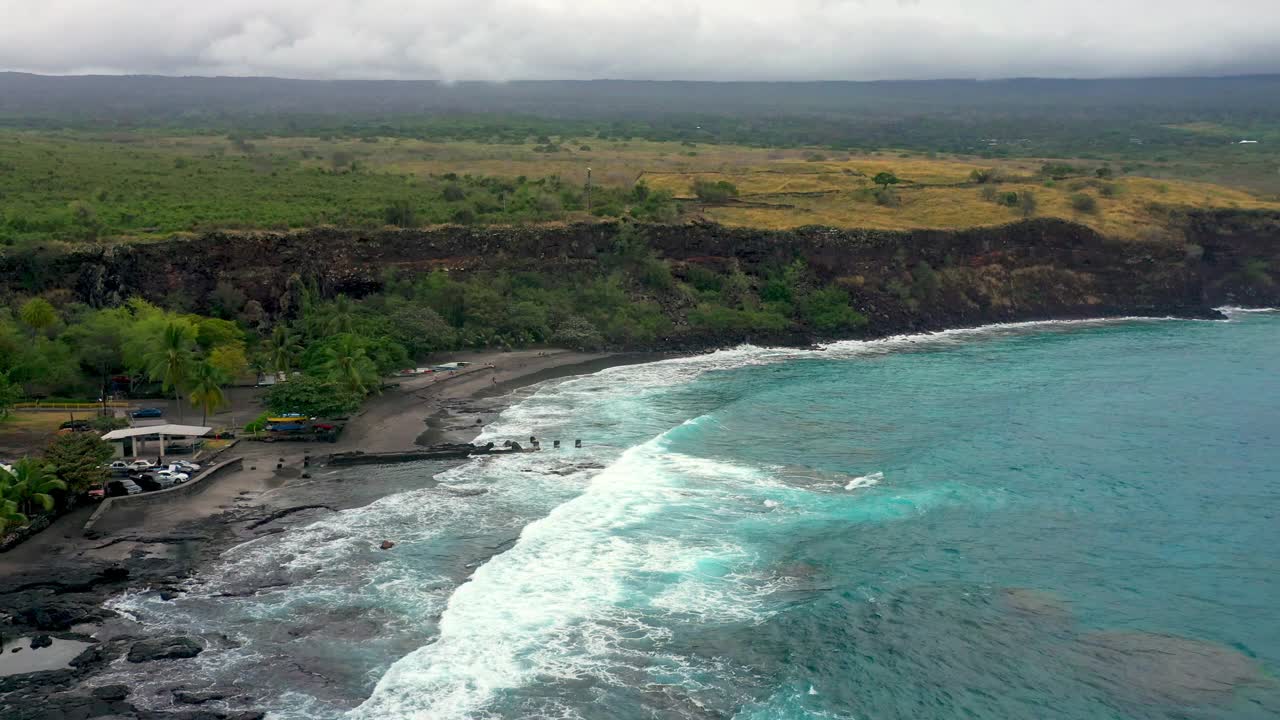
[2,215,1277,345]
[127,636,203,663]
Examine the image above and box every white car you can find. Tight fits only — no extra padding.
[173,461,201,473]
[128,460,155,471]
[107,461,131,474]
[156,469,190,483]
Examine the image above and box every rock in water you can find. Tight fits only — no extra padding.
[92,684,131,701]
[174,689,226,704]
[29,634,53,649]
[380,540,396,550]
[1073,631,1265,705]
[127,636,204,663]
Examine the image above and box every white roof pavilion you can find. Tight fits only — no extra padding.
[102,425,211,461]
[101,425,212,441]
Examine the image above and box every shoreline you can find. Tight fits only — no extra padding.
[0,347,659,718]
[1,309,1272,717]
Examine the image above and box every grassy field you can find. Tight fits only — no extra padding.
[0,411,96,457]
[2,130,1277,244]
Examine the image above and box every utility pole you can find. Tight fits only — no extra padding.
[585,167,592,212]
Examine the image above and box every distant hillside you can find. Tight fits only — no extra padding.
[4,73,1280,122]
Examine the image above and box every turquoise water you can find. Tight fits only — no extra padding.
[109,312,1280,719]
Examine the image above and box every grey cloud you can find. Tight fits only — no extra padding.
[1,0,1278,80]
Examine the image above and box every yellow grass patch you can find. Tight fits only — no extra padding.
[73,134,1280,239]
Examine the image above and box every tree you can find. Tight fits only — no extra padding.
[320,295,357,336]
[873,172,901,190]
[143,321,196,422]
[44,433,113,495]
[187,360,228,425]
[264,374,363,418]
[1,458,66,517]
[19,298,57,336]
[267,326,303,374]
[64,308,129,410]
[320,334,380,396]
[1095,166,1114,179]
[0,371,18,419]
[209,344,249,381]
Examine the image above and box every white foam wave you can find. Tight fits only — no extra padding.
[1218,305,1280,317]
[844,471,884,491]
[351,431,796,720]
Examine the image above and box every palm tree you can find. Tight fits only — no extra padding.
[267,325,302,374]
[187,360,228,425]
[143,322,195,422]
[0,497,27,534]
[323,295,357,335]
[3,458,66,517]
[321,334,379,396]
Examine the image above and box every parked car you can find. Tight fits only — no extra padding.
[172,461,201,473]
[107,461,131,474]
[128,459,154,471]
[106,479,143,497]
[131,407,164,419]
[87,485,106,501]
[156,469,190,483]
[132,473,164,492]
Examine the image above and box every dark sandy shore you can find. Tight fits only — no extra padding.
[0,348,661,720]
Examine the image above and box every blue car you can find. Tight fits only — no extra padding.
[131,407,164,419]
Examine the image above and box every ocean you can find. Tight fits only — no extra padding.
[106,310,1280,719]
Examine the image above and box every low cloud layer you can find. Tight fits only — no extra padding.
[3,0,1278,81]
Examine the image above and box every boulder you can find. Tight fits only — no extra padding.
[380,540,395,550]
[127,636,203,663]
[30,634,53,649]
[17,603,95,630]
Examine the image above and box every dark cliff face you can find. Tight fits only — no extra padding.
[1,214,1276,344]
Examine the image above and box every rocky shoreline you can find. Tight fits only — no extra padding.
[0,349,649,719]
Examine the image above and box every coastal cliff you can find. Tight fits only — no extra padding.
[2,213,1276,346]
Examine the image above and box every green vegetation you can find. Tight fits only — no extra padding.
[0,132,680,246]
[692,179,740,203]
[873,171,901,190]
[0,458,65,533]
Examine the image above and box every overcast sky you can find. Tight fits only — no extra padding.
[2,0,1278,81]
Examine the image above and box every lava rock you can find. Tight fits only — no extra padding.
[380,540,395,550]
[30,634,53,649]
[174,689,225,704]
[18,603,95,630]
[127,636,203,663]
[93,684,131,701]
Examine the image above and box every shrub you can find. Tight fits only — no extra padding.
[1070,193,1099,214]
[442,184,466,202]
[551,316,606,351]
[691,179,739,203]
[383,200,417,227]
[1020,190,1038,217]
[874,188,901,207]
[798,287,867,333]
[969,168,1002,184]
